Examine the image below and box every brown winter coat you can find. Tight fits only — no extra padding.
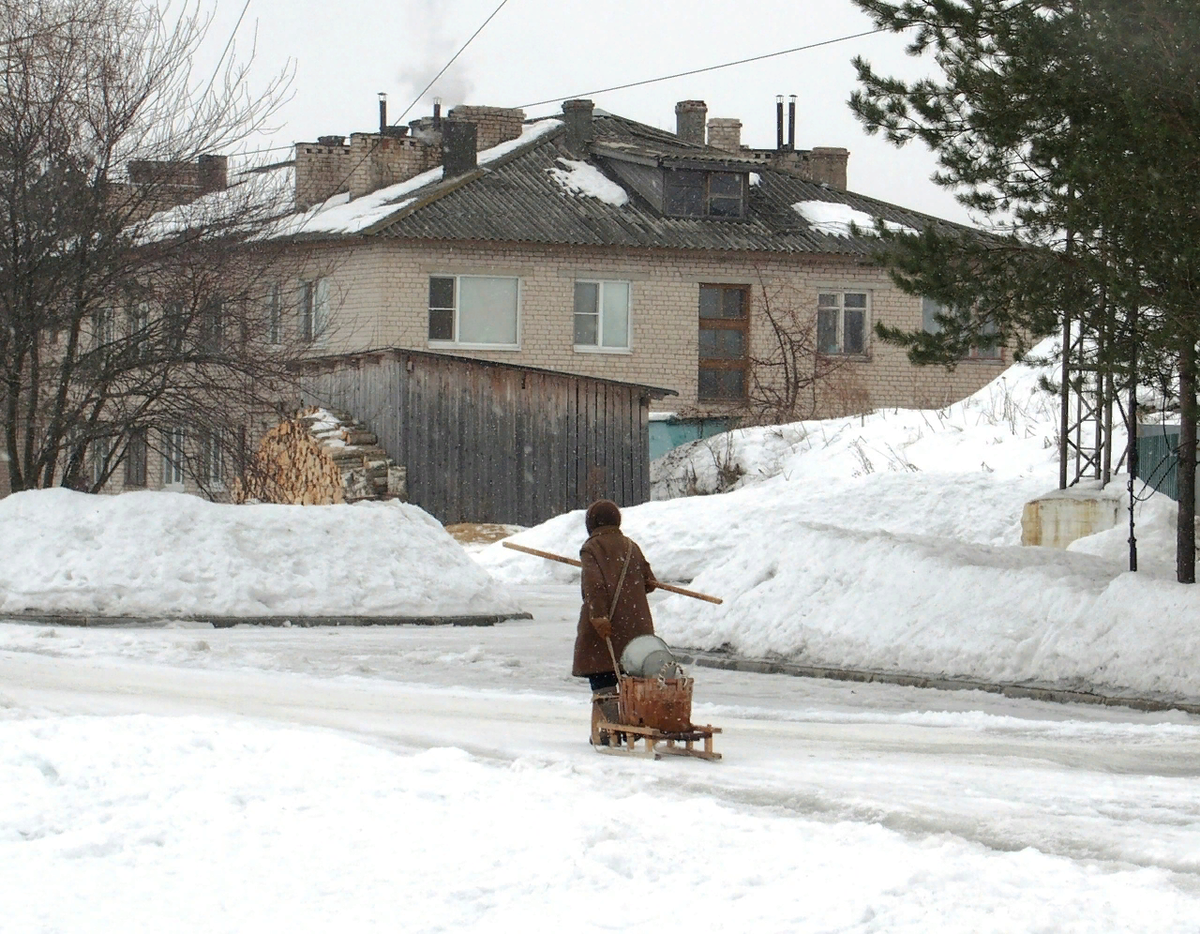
[572,524,658,677]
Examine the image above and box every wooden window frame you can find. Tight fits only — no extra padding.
[698,283,750,403]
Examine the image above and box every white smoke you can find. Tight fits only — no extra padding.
[395,2,477,115]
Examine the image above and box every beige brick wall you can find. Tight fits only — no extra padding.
[305,240,1006,419]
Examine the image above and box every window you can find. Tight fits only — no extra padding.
[200,429,225,488]
[128,302,151,359]
[301,278,329,342]
[93,306,116,350]
[427,275,520,347]
[664,170,745,218]
[698,284,749,401]
[817,291,868,355]
[124,428,147,488]
[162,426,185,487]
[574,280,630,351]
[90,437,111,488]
[922,297,1002,361]
[163,301,186,353]
[268,283,282,345]
[199,298,223,353]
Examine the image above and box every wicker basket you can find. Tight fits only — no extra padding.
[618,675,693,732]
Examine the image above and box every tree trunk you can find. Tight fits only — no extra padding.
[1177,338,1197,583]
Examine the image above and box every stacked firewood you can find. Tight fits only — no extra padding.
[234,407,406,505]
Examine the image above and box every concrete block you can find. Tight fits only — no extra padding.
[1021,485,1124,548]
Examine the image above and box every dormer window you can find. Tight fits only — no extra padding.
[663,170,745,218]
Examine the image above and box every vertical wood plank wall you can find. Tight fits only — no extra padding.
[300,351,656,525]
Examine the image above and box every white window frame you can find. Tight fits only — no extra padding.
[162,426,186,489]
[90,437,111,489]
[573,279,632,353]
[268,282,283,346]
[93,305,116,350]
[300,277,330,343]
[427,274,522,350]
[200,429,226,490]
[817,290,870,356]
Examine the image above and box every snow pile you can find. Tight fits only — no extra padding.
[3,714,1194,931]
[794,200,919,237]
[0,489,521,619]
[478,351,1200,700]
[548,158,629,205]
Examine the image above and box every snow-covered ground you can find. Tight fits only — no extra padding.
[0,489,521,620]
[479,350,1200,701]
[5,586,1200,932]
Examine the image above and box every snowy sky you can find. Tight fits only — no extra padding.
[193,0,972,223]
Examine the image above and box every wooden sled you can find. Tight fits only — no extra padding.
[594,716,722,760]
[592,674,722,761]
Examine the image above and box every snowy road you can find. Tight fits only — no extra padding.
[5,585,1200,931]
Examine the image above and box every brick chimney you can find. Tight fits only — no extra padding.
[675,100,707,145]
[562,98,595,152]
[197,154,228,193]
[706,118,742,153]
[446,105,525,151]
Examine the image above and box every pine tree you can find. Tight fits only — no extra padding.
[849,0,1200,582]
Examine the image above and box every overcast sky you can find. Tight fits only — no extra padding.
[200,0,971,223]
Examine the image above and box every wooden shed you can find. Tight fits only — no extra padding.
[296,349,675,526]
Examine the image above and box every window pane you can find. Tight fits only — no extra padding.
[721,288,746,319]
[818,308,839,353]
[698,368,720,400]
[818,293,839,308]
[844,292,868,309]
[574,282,598,316]
[699,286,722,319]
[844,310,865,354]
[720,369,745,399]
[922,296,943,334]
[458,276,518,344]
[698,367,745,400]
[429,277,454,309]
[709,173,742,197]
[574,312,598,345]
[429,308,454,341]
[665,171,704,215]
[601,281,629,348]
[699,328,745,359]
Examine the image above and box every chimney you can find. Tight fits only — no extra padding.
[433,99,442,128]
[197,154,228,193]
[675,100,707,145]
[706,118,742,153]
[379,92,387,134]
[788,94,797,152]
[776,95,784,151]
[441,120,478,177]
[562,98,595,151]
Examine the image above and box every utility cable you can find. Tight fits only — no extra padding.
[519,27,891,109]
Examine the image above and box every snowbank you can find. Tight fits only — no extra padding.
[0,489,521,619]
[478,349,1200,700]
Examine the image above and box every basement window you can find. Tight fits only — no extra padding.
[428,275,520,348]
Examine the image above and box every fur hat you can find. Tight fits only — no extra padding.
[585,499,621,534]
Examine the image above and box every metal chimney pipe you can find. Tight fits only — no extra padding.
[788,94,797,151]
[432,98,442,128]
[775,95,784,151]
[378,92,387,134]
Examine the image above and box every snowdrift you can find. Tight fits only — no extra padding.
[479,347,1200,700]
[0,489,522,620]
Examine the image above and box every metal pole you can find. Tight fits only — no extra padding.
[1128,308,1138,572]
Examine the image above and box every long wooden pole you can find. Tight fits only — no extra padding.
[501,541,723,605]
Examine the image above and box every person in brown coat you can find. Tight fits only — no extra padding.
[572,500,657,742]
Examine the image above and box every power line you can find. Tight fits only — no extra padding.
[292,0,513,231]
[519,27,893,109]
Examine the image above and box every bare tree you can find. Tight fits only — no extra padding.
[743,273,847,425]
[0,0,306,495]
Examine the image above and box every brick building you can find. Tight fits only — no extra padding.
[274,96,1004,426]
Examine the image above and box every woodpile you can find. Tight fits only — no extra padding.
[234,407,406,505]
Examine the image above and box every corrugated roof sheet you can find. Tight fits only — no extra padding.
[314,109,974,255]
